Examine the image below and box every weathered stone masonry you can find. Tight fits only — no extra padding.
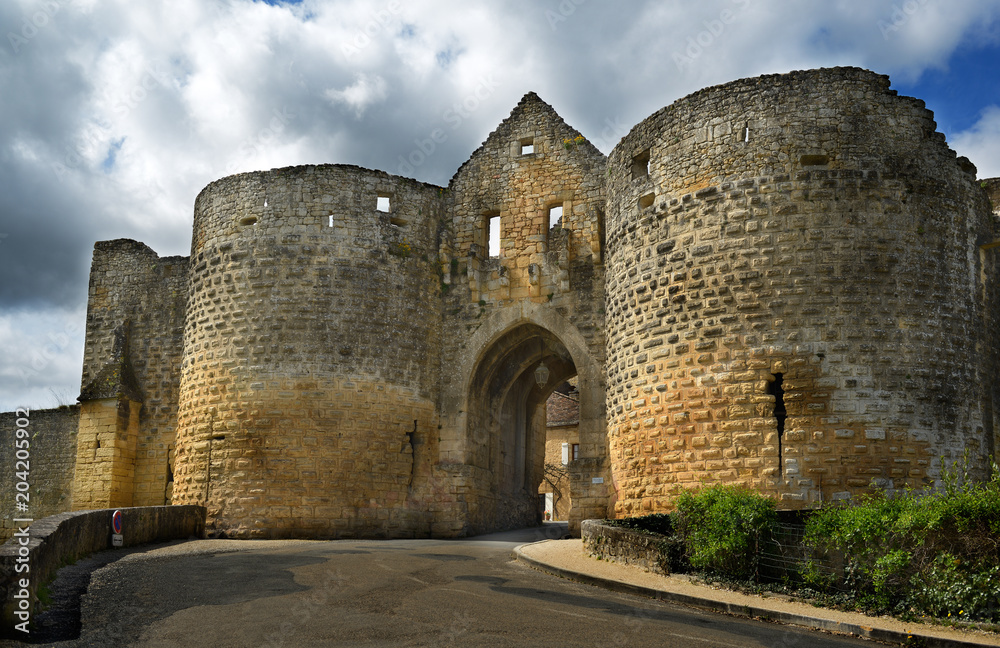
[606,68,999,515]
[72,240,187,511]
[172,166,444,538]
[2,67,997,541]
[0,407,78,541]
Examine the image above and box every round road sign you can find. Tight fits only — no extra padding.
[112,509,122,534]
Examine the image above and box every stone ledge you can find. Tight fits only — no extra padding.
[1,505,205,637]
[581,518,671,575]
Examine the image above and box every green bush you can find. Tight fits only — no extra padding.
[910,553,1000,620]
[804,460,1000,619]
[673,484,778,581]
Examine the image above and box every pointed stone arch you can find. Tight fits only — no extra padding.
[438,302,608,535]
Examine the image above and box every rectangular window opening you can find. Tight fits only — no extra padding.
[548,204,563,230]
[328,214,334,228]
[376,194,391,213]
[631,149,651,179]
[571,443,580,461]
[520,138,535,156]
[486,213,501,258]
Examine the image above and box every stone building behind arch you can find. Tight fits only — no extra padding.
[4,67,997,541]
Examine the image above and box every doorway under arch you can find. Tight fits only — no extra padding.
[539,379,580,522]
[463,323,581,532]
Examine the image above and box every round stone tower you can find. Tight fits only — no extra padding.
[605,67,999,515]
[173,164,445,538]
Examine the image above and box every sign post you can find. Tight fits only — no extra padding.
[111,509,123,547]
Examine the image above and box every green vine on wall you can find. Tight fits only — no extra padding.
[388,241,412,258]
[563,135,585,151]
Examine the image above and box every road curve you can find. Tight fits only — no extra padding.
[14,525,875,648]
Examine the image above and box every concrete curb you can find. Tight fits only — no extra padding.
[513,542,996,648]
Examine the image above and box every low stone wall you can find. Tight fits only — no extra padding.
[1,505,205,637]
[0,406,80,543]
[581,519,671,575]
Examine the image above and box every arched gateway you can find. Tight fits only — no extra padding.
[441,303,608,536]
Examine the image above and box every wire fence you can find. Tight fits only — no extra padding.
[757,518,846,589]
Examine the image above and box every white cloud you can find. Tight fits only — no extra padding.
[950,106,1000,179]
[324,73,389,117]
[0,308,85,411]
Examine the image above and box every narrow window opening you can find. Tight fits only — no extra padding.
[406,420,417,484]
[328,215,334,228]
[572,443,580,461]
[548,204,563,230]
[743,122,750,142]
[800,154,829,167]
[376,195,391,212]
[239,216,258,226]
[631,149,651,179]
[486,213,501,257]
[638,193,655,210]
[520,138,535,155]
[767,373,787,476]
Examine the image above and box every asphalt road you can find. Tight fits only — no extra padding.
[10,525,878,648]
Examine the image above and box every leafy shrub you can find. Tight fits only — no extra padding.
[672,484,778,581]
[910,553,1000,620]
[804,459,1000,619]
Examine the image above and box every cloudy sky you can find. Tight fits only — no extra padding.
[1,0,999,411]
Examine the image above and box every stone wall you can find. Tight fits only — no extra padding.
[0,407,79,542]
[982,176,1000,463]
[437,93,610,535]
[71,398,141,510]
[77,240,188,507]
[173,165,446,538]
[540,425,578,521]
[0,505,204,636]
[581,519,671,575]
[604,67,1000,516]
[984,177,1000,218]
